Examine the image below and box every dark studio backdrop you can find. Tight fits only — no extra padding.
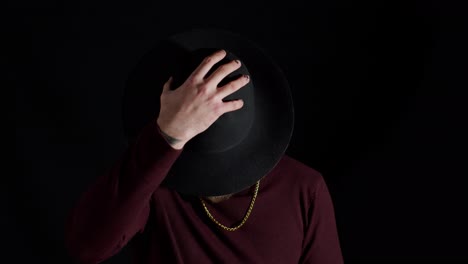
[11,0,467,263]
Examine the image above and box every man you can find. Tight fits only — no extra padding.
[65,28,343,263]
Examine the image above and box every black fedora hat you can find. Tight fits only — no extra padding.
[122,28,294,196]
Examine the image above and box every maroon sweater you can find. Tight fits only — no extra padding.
[65,119,344,264]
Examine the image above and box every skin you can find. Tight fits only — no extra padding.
[202,193,235,203]
[156,49,250,203]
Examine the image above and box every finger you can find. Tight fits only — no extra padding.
[216,74,250,100]
[205,59,241,87]
[162,76,173,93]
[221,99,244,114]
[190,50,227,81]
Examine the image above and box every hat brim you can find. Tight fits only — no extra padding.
[122,28,294,196]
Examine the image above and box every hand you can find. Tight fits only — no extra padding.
[157,49,250,150]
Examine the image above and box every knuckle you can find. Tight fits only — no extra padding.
[213,103,224,116]
[204,56,213,64]
[220,63,233,72]
[200,83,210,90]
[233,100,243,110]
[210,93,221,102]
[226,82,237,90]
[187,76,198,85]
[197,85,210,96]
[227,79,242,91]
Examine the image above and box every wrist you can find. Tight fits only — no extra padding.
[156,119,187,150]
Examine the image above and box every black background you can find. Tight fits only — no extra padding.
[11,0,467,263]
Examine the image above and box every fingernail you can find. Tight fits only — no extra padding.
[244,74,249,79]
[235,59,240,64]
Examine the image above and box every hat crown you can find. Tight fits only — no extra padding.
[171,48,255,153]
[122,28,294,196]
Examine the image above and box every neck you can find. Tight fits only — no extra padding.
[202,181,260,203]
[203,193,234,203]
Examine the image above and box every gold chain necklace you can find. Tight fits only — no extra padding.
[199,180,260,231]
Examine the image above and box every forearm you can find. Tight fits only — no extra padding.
[64,119,183,263]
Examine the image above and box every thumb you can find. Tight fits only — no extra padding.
[162,76,173,93]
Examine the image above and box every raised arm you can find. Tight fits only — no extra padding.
[64,119,183,263]
[65,48,250,264]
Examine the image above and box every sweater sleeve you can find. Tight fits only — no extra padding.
[64,118,183,264]
[299,175,344,264]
